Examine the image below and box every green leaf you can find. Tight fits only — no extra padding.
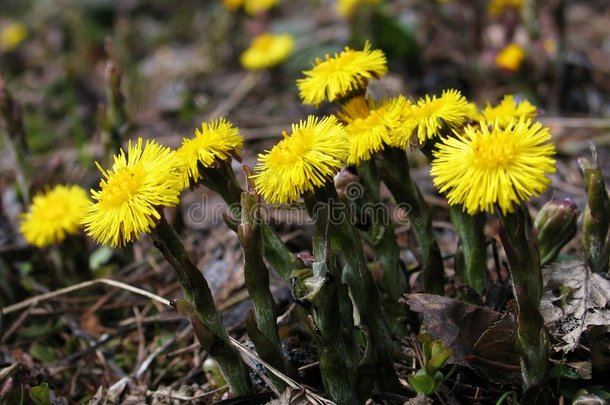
[426,350,451,375]
[408,371,436,395]
[30,343,56,363]
[549,365,579,380]
[29,382,51,405]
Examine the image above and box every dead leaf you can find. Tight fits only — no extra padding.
[540,261,610,352]
[468,306,521,385]
[404,294,501,366]
[266,387,309,405]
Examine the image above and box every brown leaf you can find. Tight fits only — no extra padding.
[405,294,522,385]
[266,387,310,405]
[540,260,610,351]
[468,305,521,385]
[404,294,501,366]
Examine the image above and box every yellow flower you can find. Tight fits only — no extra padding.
[495,43,525,72]
[411,89,471,143]
[431,118,556,214]
[19,185,89,247]
[479,94,538,128]
[297,42,387,106]
[240,33,295,70]
[224,0,279,14]
[223,0,242,11]
[1,22,28,52]
[336,0,381,18]
[338,95,408,164]
[253,115,349,204]
[488,0,523,16]
[83,138,183,247]
[177,118,243,188]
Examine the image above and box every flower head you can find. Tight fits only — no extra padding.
[297,42,387,106]
[1,22,28,52]
[177,119,243,188]
[83,138,183,247]
[253,115,348,204]
[488,0,523,16]
[411,89,471,143]
[19,185,89,247]
[479,94,538,128]
[338,95,408,164]
[431,118,556,214]
[495,43,525,72]
[240,33,295,70]
[336,0,381,18]
[223,0,279,15]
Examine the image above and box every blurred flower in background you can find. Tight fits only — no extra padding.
[0,21,28,52]
[223,0,279,15]
[240,33,295,70]
[336,0,381,18]
[487,0,523,16]
[495,43,526,72]
[20,185,89,247]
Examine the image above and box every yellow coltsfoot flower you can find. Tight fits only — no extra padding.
[297,42,387,106]
[431,118,556,214]
[20,185,89,247]
[240,33,295,71]
[223,0,279,15]
[411,89,471,143]
[479,94,537,128]
[338,95,408,164]
[253,115,349,204]
[488,0,523,16]
[177,118,243,188]
[336,0,381,18]
[83,138,183,247]
[495,43,526,72]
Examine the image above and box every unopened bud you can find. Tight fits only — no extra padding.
[534,199,578,265]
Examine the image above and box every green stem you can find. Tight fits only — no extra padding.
[200,162,298,281]
[580,156,610,274]
[239,190,295,390]
[150,215,252,396]
[379,147,445,295]
[449,205,487,294]
[307,183,401,396]
[499,206,549,403]
[302,194,363,404]
[354,161,408,332]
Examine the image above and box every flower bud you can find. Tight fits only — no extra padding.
[534,199,579,265]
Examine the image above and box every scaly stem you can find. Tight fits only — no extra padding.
[239,190,295,391]
[200,162,298,281]
[307,183,401,396]
[150,215,252,396]
[379,147,445,295]
[499,206,549,403]
[450,205,487,295]
[352,161,408,333]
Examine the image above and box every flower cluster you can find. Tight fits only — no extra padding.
[20,43,555,249]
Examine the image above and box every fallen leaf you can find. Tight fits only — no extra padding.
[404,294,501,366]
[266,387,309,405]
[540,261,610,351]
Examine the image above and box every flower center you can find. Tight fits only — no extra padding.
[102,164,145,207]
[418,97,444,117]
[271,131,311,166]
[471,134,518,169]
